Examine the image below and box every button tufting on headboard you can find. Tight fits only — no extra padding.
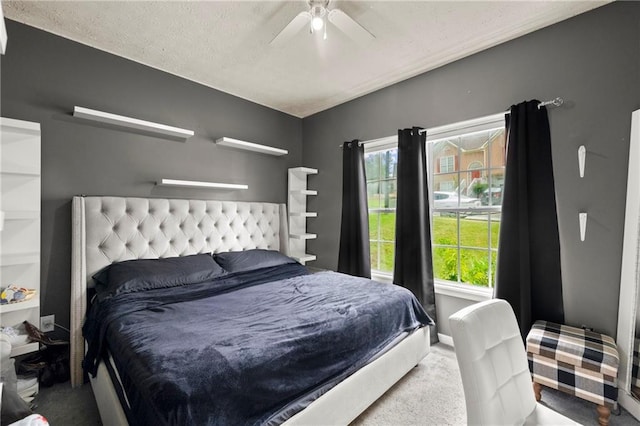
[82,197,287,286]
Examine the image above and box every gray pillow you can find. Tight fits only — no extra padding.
[93,253,226,297]
[213,249,296,273]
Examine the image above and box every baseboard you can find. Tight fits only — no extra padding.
[437,333,454,347]
[619,391,640,421]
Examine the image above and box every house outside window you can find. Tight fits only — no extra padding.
[364,113,506,288]
[439,155,455,173]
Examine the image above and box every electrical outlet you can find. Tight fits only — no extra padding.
[40,315,55,333]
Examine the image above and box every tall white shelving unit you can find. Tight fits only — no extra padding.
[288,167,317,265]
[0,117,41,357]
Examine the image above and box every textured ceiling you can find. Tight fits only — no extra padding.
[4,1,608,118]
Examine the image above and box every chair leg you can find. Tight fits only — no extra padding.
[533,382,542,402]
[597,405,610,426]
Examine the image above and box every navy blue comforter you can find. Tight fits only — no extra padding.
[83,264,433,425]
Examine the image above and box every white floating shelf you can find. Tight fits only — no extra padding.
[1,166,40,176]
[290,233,317,240]
[73,106,195,139]
[0,117,40,134]
[1,252,40,266]
[292,189,318,196]
[0,298,39,314]
[290,167,318,175]
[4,210,40,220]
[215,137,288,156]
[157,179,248,190]
[11,342,40,358]
[292,254,317,263]
[290,212,317,217]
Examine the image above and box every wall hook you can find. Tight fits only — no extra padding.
[578,145,586,178]
[579,212,587,242]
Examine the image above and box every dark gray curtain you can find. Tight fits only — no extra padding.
[338,140,371,278]
[393,127,438,344]
[495,100,564,339]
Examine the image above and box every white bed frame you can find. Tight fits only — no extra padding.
[71,196,430,425]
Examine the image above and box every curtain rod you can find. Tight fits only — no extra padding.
[417,97,564,134]
[339,97,564,146]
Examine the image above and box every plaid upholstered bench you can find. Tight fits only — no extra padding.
[526,321,619,426]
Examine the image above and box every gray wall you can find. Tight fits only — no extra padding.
[1,21,302,330]
[302,2,640,338]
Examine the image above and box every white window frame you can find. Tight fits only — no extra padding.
[365,113,505,301]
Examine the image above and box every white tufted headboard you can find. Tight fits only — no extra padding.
[70,196,289,386]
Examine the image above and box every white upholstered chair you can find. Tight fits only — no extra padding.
[449,299,578,425]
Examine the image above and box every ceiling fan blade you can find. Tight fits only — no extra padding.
[328,8,374,44]
[270,11,312,46]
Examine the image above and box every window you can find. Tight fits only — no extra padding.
[439,155,455,173]
[365,140,398,273]
[364,114,505,288]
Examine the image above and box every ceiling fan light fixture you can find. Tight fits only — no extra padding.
[311,15,324,31]
[270,0,373,46]
[309,3,326,33]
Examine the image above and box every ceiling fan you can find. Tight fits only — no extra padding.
[270,0,375,46]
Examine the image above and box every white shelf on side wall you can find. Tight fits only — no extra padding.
[290,212,317,218]
[290,233,317,240]
[291,254,317,263]
[288,167,318,266]
[1,117,41,358]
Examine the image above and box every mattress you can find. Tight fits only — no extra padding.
[83,263,432,425]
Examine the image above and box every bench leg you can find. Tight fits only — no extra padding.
[597,405,610,426]
[533,382,542,402]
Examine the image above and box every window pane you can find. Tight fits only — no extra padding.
[488,130,507,168]
[380,211,396,241]
[381,149,398,179]
[432,215,458,247]
[367,182,381,208]
[433,246,458,282]
[459,248,490,287]
[459,216,489,249]
[433,172,459,204]
[369,211,380,241]
[491,251,498,286]
[366,147,398,273]
[433,140,459,175]
[365,152,380,181]
[489,214,500,250]
[370,241,380,271]
[380,180,396,209]
[483,168,505,207]
[379,242,395,273]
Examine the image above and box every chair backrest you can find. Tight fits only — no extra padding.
[449,299,537,425]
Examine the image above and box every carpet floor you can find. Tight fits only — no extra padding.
[33,343,639,425]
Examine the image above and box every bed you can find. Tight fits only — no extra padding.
[70,196,432,425]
